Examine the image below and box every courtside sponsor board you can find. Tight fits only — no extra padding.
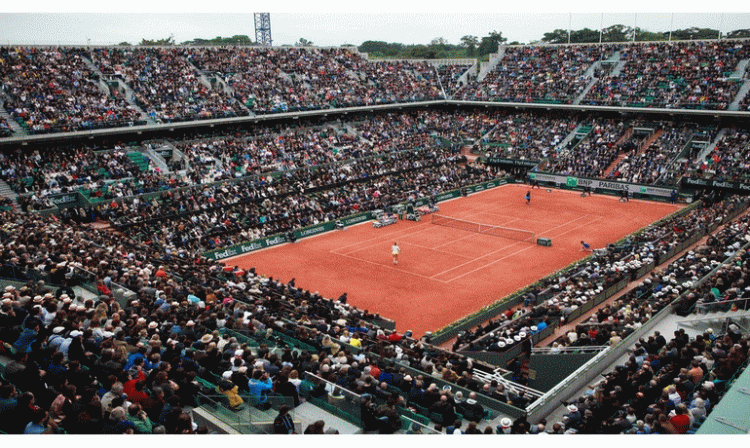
[212,247,239,260]
[48,193,79,207]
[486,157,538,167]
[435,191,459,201]
[208,234,289,260]
[342,213,371,226]
[298,224,330,238]
[529,173,674,197]
[681,178,750,195]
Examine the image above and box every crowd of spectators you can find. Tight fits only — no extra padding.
[0,46,143,134]
[482,111,580,161]
[452,195,748,360]
[458,44,612,103]
[607,124,691,185]
[2,41,750,138]
[554,211,750,350]
[692,127,750,183]
[583,40,750,110]
[104,147,493,256]
[0,116,12,137]
[537,324,749,434]
[544,118,631,178]
[0,144,148,201]
[437,64,472,96]
[90,47,249,123]
[189,47,445,114]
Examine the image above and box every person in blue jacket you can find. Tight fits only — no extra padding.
[247,370,273,409]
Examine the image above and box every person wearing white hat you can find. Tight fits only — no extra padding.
[497,417,513,434]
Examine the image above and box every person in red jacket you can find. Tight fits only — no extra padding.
[669,404,691,434]
[123,368,149,405]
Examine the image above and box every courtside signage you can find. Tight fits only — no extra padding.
[682,177,750,194]
[202,179,506,260]
[530,173,674,197]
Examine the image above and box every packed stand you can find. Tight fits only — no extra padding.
[90,47,249,123]
[274,47,375,110]
[452,196,748,359]
[175,126,364,183]
[542,323,749,434]
[436,64,472,96]
[692,127,750,183]
[0,201,521,434]
[0,145,149,201]
[189,47,444,114]
[583,40,750,110]
[606,124,692,186]
[104,147,492,256]
[558,212,750,350]
[189,47,323,114]
[0,46,143,134]
[458,44,612,103]
[544,118,631,178]
[0,116,12,137]
[482,111,581,161]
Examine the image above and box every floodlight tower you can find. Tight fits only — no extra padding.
[254,13,272,46]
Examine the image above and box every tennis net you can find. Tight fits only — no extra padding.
[431,214,535,243]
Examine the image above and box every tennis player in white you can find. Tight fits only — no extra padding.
[392,242,400,264]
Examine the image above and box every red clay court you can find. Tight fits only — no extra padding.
[228,184,682,338]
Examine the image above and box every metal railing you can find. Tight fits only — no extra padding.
[531,345,609,355]
[196,391,295,434]
[695,297,750,315]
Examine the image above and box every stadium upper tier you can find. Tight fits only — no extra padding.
[1,40,749,137]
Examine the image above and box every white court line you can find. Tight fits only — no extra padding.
[332,221,434,253]
[334,252,449,284]
[443,215,604,283]
[429,213,593,279]
[481,210,605,224]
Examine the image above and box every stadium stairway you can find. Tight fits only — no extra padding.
[476,46,506,82]
[554,123,590,152]
[97,73,156,125]
[572,57,615,105]
[729,78,750,111]
[634,128,664,157]
[600,126,636,177]
[677,308,750,334]
[601,151,629,178]
[695,128,728,163]
[0,179,18,201]
[730,58,750,80]
[0,98,27,137]
[573,75,600,105]
[609,59,628,77]
[142,147,171,174]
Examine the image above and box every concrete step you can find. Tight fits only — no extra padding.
[696,128,728,163]
[729,79,750,111]
[0,179,18,200]
[0,98,28,137]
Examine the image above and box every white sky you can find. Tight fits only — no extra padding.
[1,2,749,47]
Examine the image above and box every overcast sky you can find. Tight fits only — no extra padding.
[1,2,749,47]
